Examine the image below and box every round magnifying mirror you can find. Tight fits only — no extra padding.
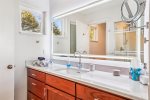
[121,0,139,23]
[133,0,146,22]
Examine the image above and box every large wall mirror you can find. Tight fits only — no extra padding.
[52,0,146,62]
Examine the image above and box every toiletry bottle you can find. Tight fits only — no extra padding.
[140,63,149,85]
[143,63,148,75]
[141,63,148,75]
[66,56,72,68]
[129,58,142,81]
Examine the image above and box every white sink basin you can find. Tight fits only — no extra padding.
[55,67,89,76]
[81,71,131,91]
[47,64,67,71]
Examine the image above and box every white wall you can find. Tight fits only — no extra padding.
[76,20,89,53]
[15,0,50,100]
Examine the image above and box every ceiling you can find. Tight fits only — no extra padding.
[51,0,124,16]
[79,0,123,15]
[51,0,95,16]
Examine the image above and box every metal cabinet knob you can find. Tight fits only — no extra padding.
[7,65,13,69]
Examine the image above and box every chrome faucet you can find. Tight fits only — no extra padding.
[74,51,87,70]
[82,51,87,54]
[74,51,82,70]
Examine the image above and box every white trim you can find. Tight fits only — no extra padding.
[53,53,134,60]
[148,0,150,99]
[114,30,136,34]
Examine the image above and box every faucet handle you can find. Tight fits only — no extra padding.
[49,58,53,64]
[90,64,96,71]
[77,63,82,69]
[74,51,81,58]
[82,51,87,54]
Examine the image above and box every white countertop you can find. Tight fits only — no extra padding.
[27,64,148,100]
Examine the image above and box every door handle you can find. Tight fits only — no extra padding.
[7,65,13,69]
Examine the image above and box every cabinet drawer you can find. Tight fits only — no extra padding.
[28,77,46,99]
[46,74,75,96]
[28,92,41,100]
[46,85,75,100]
[76,84,128,100]
[28,68,46,82]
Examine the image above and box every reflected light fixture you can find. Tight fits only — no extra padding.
[54,0,112,19]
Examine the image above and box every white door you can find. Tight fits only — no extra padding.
[0,0,16,100]
[76,20,89,53]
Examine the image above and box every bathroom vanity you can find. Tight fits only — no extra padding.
[27,64,148,100]
[25,0,149,99]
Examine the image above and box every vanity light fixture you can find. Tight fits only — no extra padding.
[54,0,112,19]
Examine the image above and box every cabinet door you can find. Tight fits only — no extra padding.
[28,92,41,100]
[46,85,75,100]
[76,84,128,100]
[46,74,75,96]
[28,77,45,99]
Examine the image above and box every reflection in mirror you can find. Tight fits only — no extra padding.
[114,21,144,62]
[52,0,145,62]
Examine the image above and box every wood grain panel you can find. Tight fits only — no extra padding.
[28,68,46,82]
[46,85,75,100]
[28,92,41,100]
[28,77,45,99]
[76,84,129,100]
[46,74,75,96]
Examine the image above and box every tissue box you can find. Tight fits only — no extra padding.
[129,68,141,81]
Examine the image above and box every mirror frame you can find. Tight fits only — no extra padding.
[51,0,146,62]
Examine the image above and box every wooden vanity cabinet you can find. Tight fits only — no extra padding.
[27,69,46,100]
[27,68,130,100]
